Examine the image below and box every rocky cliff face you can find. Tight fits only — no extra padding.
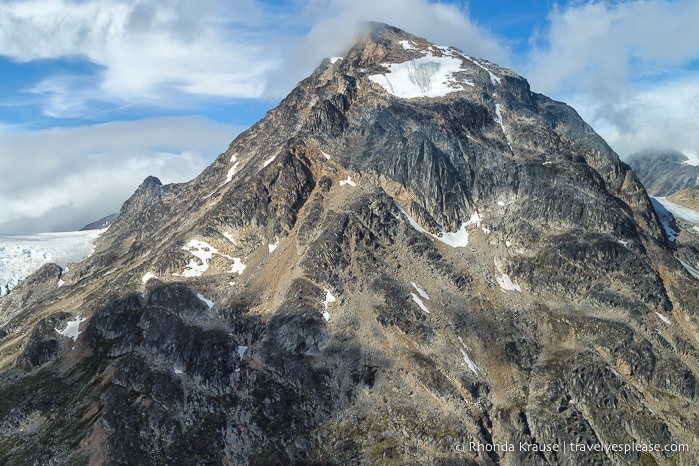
[1,23,698,465]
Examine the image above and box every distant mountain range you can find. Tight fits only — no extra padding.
[627,149,699,196]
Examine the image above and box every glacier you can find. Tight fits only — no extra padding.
[0,230,103,296]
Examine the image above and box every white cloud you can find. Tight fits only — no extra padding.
[0,117,243,233]
[524,0,699,158]
[566,74,699,158]
[0,0,276,114]
[525,0,699,96]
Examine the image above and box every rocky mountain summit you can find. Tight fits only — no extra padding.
[1,23,698,465]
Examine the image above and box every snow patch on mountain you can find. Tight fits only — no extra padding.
[176,240,221,277]
[263,155,276,167]
[0,229,103,296]
[411,292,430,314]
[411,282,429,300]
[437,225,469,248]
[395,204,470,247]
[494,102,505,133]
[457,336,479,375]
[196,293,214,309]
[495,264,521,292]
[497,273,521,292]
[225,157,240,184]
[56,316,86,341]
[462,56,501,85]
[681,150,699,166]
[339,176,356,187]
[398,40,417,50]
[369,47,473,99]
[676,257,699,280]
[176,239,243,277]
[222,232,236,244]
[228,258,246,275]
[323,289,336,321]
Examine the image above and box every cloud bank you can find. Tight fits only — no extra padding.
[524,0,699,158]
[0,0,276,115]
[0,117,242,234]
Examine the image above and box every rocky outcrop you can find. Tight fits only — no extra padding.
[1,23,698,465]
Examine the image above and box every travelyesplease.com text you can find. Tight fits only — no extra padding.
[455,441,689,455]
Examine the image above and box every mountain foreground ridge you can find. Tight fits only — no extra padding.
[1,23,698,465]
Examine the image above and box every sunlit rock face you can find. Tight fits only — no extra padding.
[1,23,698,466]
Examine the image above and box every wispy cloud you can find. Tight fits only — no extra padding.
[524,0,699,158]
[0,117,243,233]
[0,0,277,116]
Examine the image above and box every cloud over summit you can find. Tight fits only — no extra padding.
[1,0,698,233]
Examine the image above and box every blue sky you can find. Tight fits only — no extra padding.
[1,0,698,233]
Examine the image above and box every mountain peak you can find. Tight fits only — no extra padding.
[343,22,513,100]
[140,175,162,188]
[2,23,698,466]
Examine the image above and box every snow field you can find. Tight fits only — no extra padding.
[176,239,246,277]
[369,47,474,99]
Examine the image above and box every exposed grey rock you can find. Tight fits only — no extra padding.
[0,22,698,466]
